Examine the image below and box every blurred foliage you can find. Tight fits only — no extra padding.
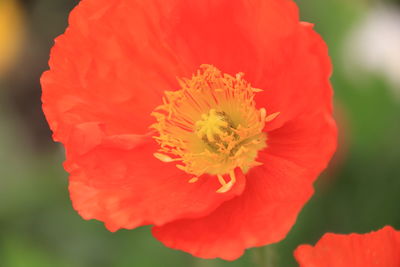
[1,0,400,266]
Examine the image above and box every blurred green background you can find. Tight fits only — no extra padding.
[1,0,400,266]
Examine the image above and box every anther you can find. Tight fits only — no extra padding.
[216,170,236,193]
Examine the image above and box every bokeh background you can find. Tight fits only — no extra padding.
[1,0,400,266]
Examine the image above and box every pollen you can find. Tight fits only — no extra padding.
[151,65,279,193]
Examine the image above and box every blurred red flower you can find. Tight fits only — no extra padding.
[41,0,336,260]
[295,226,400,267]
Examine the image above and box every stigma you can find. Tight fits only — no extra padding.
[151,65,278,193]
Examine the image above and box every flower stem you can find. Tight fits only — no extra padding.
[252,246,276,267]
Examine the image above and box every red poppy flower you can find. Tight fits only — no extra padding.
[294,226,400,267]
[41,0,336,260]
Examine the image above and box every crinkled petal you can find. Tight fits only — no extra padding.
[294,226,400,267]
[41,0,301,142]
[66,123,246,231]
[152,158,313,260]
[41,0,189,142]
[257,22,333,131]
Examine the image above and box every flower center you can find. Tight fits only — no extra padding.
[196,109,231,143]
[151,64,279,193]
[195,109,237,151]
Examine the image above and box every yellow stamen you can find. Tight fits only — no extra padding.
[151,65,279,193]
[216,171,236,193]
[153,153,177,163]
[265,112,280,122]
[188,177,199,183]
[217,174,227,186]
